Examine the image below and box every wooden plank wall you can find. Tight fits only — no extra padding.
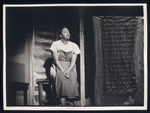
[33,30,54,105]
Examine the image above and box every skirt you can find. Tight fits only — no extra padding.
[55,61,79,98]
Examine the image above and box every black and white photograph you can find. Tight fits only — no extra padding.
[3,4,147,110]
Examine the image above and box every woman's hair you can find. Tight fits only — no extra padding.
[58,26,68,36]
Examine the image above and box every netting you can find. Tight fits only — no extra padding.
[102,17,137,95]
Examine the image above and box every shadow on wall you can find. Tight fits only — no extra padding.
[33,29,55,105]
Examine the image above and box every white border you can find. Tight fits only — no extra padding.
[3,3,147,111]
[3,3,145,7]
[143,4,148,109]
[3,4,7,111]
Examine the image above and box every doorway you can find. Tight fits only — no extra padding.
[32,7,81,105]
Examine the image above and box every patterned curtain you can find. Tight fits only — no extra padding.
[93,16,143,105]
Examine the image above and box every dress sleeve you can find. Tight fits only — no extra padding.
[73,43,81,54]
[50,41,58,52]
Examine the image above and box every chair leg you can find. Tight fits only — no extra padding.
[38,82,43,105]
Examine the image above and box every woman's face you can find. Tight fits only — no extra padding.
[60,28,70,40]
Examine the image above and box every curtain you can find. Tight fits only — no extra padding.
[93,17,104,105]
[93,16,144,105]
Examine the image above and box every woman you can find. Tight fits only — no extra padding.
[50,26,81,106]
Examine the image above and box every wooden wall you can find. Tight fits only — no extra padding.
[33,30,54,105]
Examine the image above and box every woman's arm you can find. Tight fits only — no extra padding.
[65,53,77,75]
[51,51,64,74]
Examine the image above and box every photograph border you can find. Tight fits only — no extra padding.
[3,3,148,111]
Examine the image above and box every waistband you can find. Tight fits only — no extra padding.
[59,60,71,62]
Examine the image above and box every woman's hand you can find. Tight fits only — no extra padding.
[64,70,70,79]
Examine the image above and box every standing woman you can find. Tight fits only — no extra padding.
[50,26,81,106]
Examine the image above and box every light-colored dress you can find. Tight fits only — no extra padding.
[50,40,81,98]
